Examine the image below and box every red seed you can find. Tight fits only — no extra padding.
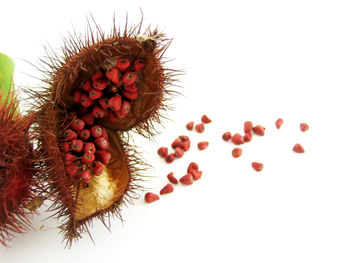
[94,137,109,150]
[253,125,265,136]
[65,164,78,177]
[144,192,159,203]
[63,129,77,140]
[83,142,96,154]
[252,162,263,172]
[231,133,244,145]
[71,139,84,152]
[187,162,199,173]
[222,131,232,141]
[300,123,309,132]
[108,111,119,122]
[93,78,109,91]
[62,142,70,152]
[188,169,202,181]
[186,121,194,130]
[232,148,242,158]
[79,129,91,140]
[82,112,95,126]
[70,118,85,132]
[180,174,194,185]
[244,121,253,133]
[82,80,92,91]
[195,123,205,133]
[198,141,209,150]
[93,162,104,176]
[74,90,82,103]
[78,170,91,183]
[180,140,191,152]
[89,89,103,100]
[124,83,138,92]
[157,147,168,158]
[67,111,77,120]
[243,132,252,142]
[123,90,138,100]
[64,153,76,164]
[116,100,131,118]
[122,71,137,86]
[91,71,104,81]
[116,58,130,72]
[92,105,105,118]
[275,118,284,129]
[95,151,112,165]
[201,115,212,124]
[105,67,120,84]
[174,147,185,158]
[165,154,175,164]
[171,138,182,149]
[82,153,95,164]
[109,95,122,111]
[101,127,109,140]
[80,93,94,108]
[160,184,174,195]
[134,59,145,72]
[293,143,305,153]
[98,97,110,109]
[167,172,178,184]
[179,135,190,142]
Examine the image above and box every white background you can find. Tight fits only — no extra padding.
[1,0,350,262]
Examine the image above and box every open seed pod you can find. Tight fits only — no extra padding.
[31,19,177,246]
[0,94,37,247]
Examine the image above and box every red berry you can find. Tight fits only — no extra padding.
[108,111,119,122]
[300,123,309,132]
[123,90,138,100]
[293,143,305,153]
[95,151,112,165]
[98,97,109,110]
[180,174,194,185]
[82,80,92,91]
[109,95,122,111]
[105,67,120,84]
[133,59,145,72]
[62,142,70,152]
[101,127,109,140]
[92,105,105,118]
[65,164,78,177]
[91,71,104,81]
[90,125,103,138]
[165,154,175,164]
[63,129,77,140]
[232,148,242,158]
[74,90,82,103]
[244,121,253,133]
[157,147,168,158]
[82,112,95,126]
[222,131,232,141]
[83,142,96,154]
[122,71,137,86]
[201,115,212,124]
[116,100,131,118]
[180,140,191,151]
[243,132,252,142]
[64,153,76,164]
[124,83,137,92]
[188,169,202,181]
[171,138,182,149]
[71,139,84,152]
[167,172,178,184]
[78,170,91,183]
[116,58,130,72]
[82,153,95,164]
[144,192,159,203]
[179,135,190,142]
[198,141,209,150]
[160,184,174,195]
[275,118,284,129]
[80,93,94,108]
[67,111,77,120]
[93,162,104,176]
[231,133,244,145]
[187,162,199,173]
[252,162,263,172]
[94,137,109,150]
[186,121,194,130]
[174,147,184,158]
[79,129,91,140]
[93,78,109,91]
[89,89,103,100]
[70,118,85,132]
[253,125,265,136]
[195,123,205,133]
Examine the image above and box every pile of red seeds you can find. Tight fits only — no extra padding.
[61,57,146,184]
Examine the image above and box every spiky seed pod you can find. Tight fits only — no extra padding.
[0,94,37,247]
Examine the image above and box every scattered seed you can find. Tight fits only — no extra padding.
[157,147,168,158]
[160,184,174,195]
[222,131,232,141]
[188,169,202,181]
[300,123,309,132]
[293,143,305,153]
[198,141,209,150]
[201,115,212,124]
[231,133,244,145]
[187,162,199,173]
[167,172,178,184]
[253,125,265,136]
[180,174,194,185]
[243,132,252,142]
[232,148,242,158]
[186,121,194,130]
[165,154,175,163]
[275,118,284,129]
[174,147,185,158]
[145,192,160,203]
[244,121,253,133]
[195,123,205,133]
[252,162,263,172]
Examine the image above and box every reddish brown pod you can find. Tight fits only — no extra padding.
[31,17,177,246]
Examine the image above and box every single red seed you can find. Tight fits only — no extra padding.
[231,133,244,145]
[82,80,92,91]
[91,71,104,81]
[188,169,203,181]
[92,105,105,118]
[101,127,109,140]
[180,174,194,185]
[116,100,131,118]
[124,83,138,93]
[252,162,263,172]
[186,121,194,130]
[71,139,84,152]
[165,153,175,164]
[65,164,78,177]
[82,112,95,126]
[243,132,252,142]
[70,118,85,132]
[174,147,185,158]
[93,162,104,176]
[67,111,77,120]
[109,95,122,111]
[78,170,91,183]
[63,129,77,140]
[93,78,109,91]
[134,59,145,72]
[300,123,309,132]
[180,140,191,151]
[198,141,209,150]
[232,148,242,158]
[253,125,265,136]
[105,67,120,84]
[167,172,178,184]
[160,184,174,195]
[187,162,199,173]
[83,142,96,154]
[95,151,112,165]
[123,90,138,100]
[122,71,137,86]
[171,138,182,149]
[222,131,232,141]
[116,58,130,72]
[144,192,159,203]
[244,121,253,133]
[82,153,95,164]
[98,97,110,110]
[293,143,305,153]
[89,89,103,100]
[275,118,284,129]
[74,90,82,103]
[201,115,212,124]
[80,93,94,108]
[79,129,91,140]
[108,111,119,122]
[195,123,205,133]
[90,125,103,138]
[94,137,109,150]
[157,147,168,158]
[64,153,76,164]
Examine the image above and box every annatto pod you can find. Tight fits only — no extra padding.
[32,18,177,247]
